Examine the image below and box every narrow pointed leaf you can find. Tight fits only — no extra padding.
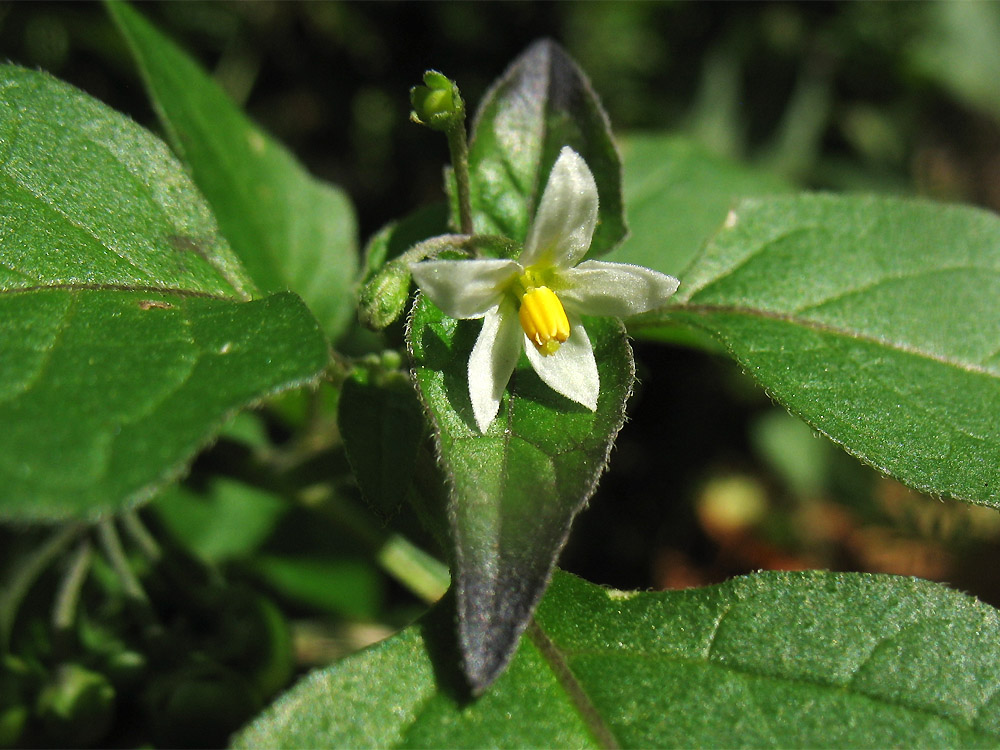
[408,297,633,691]
[108,1,359,340]
[465,40,626,256]
[0,66,329,521]
[653,194,1000,508]
[236,569,1000,747]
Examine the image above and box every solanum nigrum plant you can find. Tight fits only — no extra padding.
[2,3,1000,747]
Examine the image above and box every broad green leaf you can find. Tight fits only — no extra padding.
[0,66,329,520]
[152,478,287,563]
[611,134,792,277]
[108,1,359,340]
[250,555,382,620]
[236,569,1000,748]
[653,194,1000,509]
[339,366,426,520]
[465,40,626,256]
[408,297,633,692]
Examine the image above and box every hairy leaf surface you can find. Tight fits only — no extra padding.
[0,66,328,520]
[408,297,633,691]
[236,570,1000,748]
[465,40,625,256]
[612,134,792,277]
[653,194,1000,508]
[109,1,358,340]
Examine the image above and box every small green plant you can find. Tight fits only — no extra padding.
[3,2,1000,747]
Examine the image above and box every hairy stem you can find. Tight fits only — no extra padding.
[447,123,474,235]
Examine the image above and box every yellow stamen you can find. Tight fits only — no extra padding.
[518,286,570,356]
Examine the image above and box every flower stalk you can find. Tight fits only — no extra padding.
[409,70,473,234]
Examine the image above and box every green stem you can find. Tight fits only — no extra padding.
[51,539,93,657]
[447,123,474,235]
[298,485,449,604]
[0,523,86,651]
[376,534,450,604]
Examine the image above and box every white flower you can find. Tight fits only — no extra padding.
[411,146,679,433]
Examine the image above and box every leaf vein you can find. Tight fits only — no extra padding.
[8,291,79,402]
[681,224,824,299]
[529,621,621,749]
[558,648,995,737]
[791,266,1000,316]
[677,303,1000,378]
[703,602,735,660]
[0,171,161,284]
[0,283,231,300]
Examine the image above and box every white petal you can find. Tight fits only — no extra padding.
[523,317,599,411]
[410,259,520,319]
[559,260,680,318]
[520,147,599,270]
[468,300,523,433]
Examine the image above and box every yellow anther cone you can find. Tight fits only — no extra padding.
[518,286,570,355]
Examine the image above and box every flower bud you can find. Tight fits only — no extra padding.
[358,260,412,330]
[410,70,464,131]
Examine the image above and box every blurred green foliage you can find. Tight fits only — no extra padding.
[6,1,1000,236]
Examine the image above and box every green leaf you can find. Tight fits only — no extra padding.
[236,569,1000,747]
[249,555,382,620]
[465,40,626,256]
[0,65,329,520]
[407,296,633,692]
[152,478,287,564]
[339,365,426,520]
[108,1,359,340]
[658,194,1000,509]
[611,134,793,278]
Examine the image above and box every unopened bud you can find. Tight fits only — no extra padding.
[358,260,412,330]
[410,71,464,131]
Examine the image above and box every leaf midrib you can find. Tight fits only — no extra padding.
[669,302,1000,378]
[0,283,232,300]
[529,620,621,749]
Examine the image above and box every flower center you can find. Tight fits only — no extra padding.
[518,285,570,356]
